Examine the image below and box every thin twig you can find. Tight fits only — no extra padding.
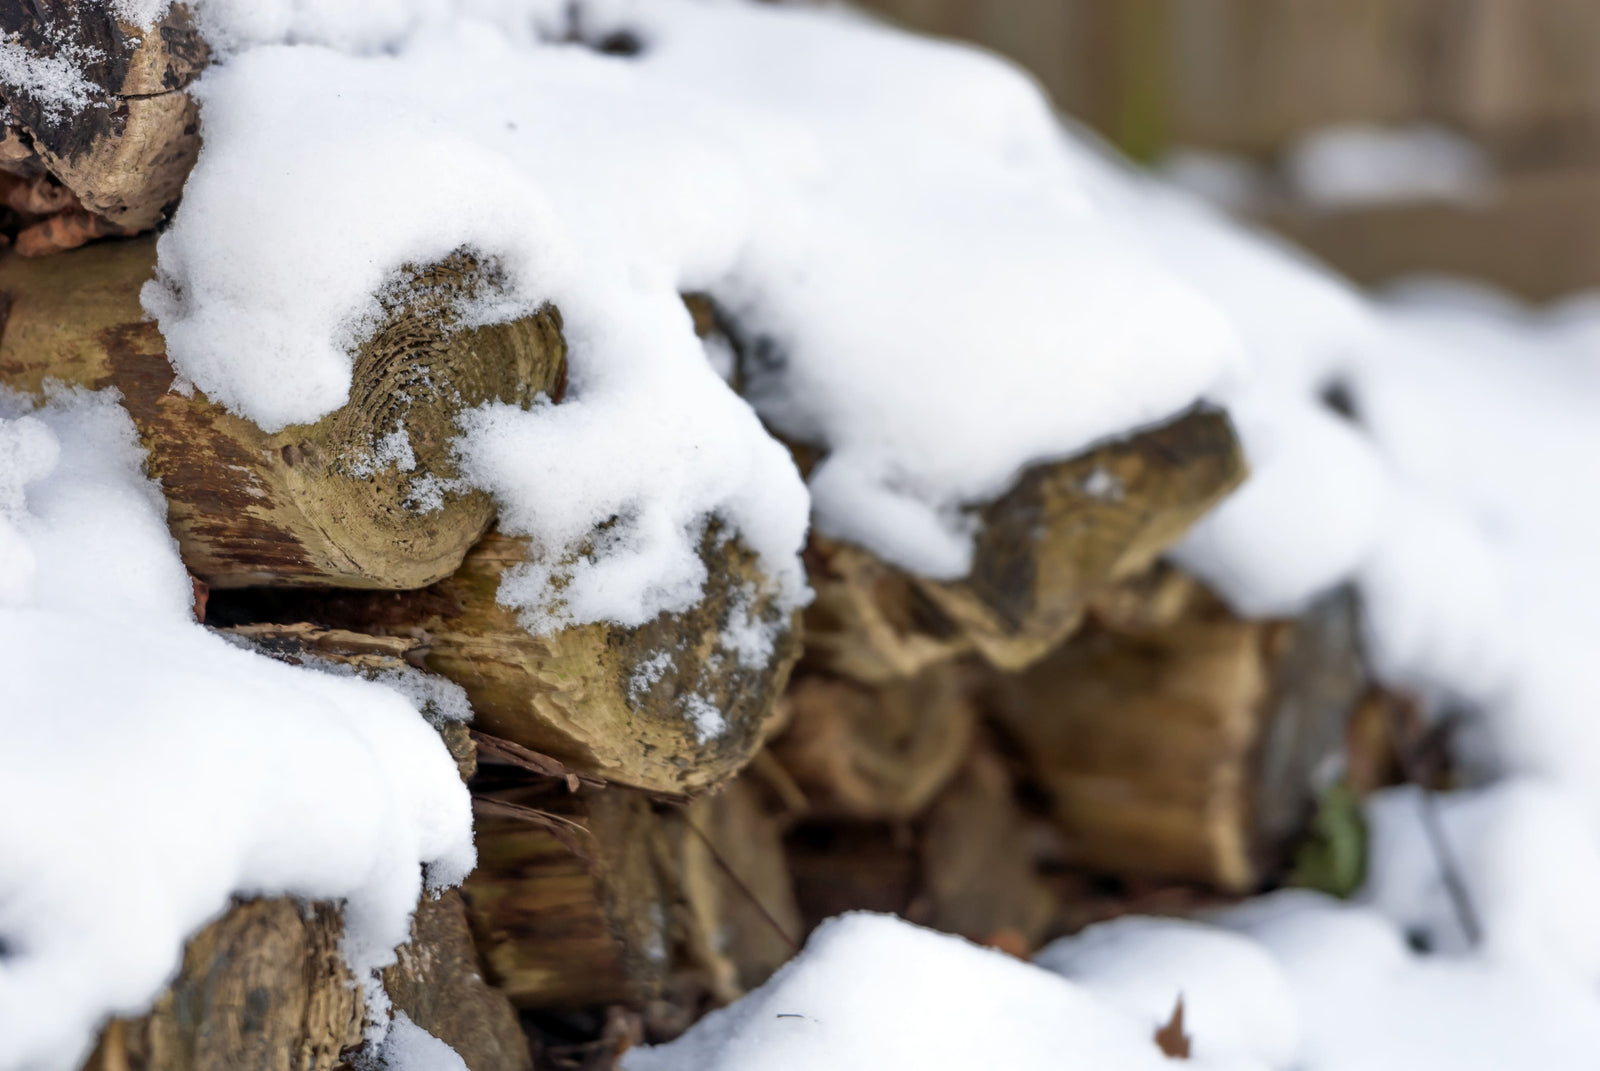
[682,816,800,954]
[472,795,592,858]
[1382,699,1482,947]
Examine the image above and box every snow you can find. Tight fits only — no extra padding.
[0,36,99,119]
[14,0,1600,1066]
[371,1012,471,1071]
[1035,916,1302,1069]
[0,389,474,1071]
[622,913,1216,1071]
[143,0,1239,630]
[1283,123,1491,210]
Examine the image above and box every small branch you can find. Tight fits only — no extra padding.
[1383,699,1482,948]
[682,815,800,954]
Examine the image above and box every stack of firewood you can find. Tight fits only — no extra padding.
[1,8,1401,1071]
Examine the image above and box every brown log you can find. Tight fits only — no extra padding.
[223,622,479,780]
[0,237,565,589]
[79,894,529,1071]
[767,664,976,820]
[666,777,802,1003]
[981,571,1366,891]
[0,2,206,231]
[802,407,1246,681]
[916,748,1057,951]
[463,772,800,1019]
[463,785,673,1009]
[214,528,800,795]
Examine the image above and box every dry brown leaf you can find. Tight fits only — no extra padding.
[1154,996,1191,1060]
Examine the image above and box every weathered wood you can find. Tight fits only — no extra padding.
[463,785,672,1009]
[768,664,976,820]
[981,572,1365,891]
[917,748,1057,951]
[79,894,529,1071]
[802,407,1246,680]
[0,237,565,589]
[0,1,206,231]
[215,528,800,795]
[381,892,534,1071]
[666,777,802,1003]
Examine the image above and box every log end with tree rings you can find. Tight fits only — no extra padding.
[0,237,567,589]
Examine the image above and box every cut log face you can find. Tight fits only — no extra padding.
[983,573,1366,891]
[0,2,207,230]
[801,407,1246,682]
[78,894,528,1071]
[919,406,1247,672]
[219,528,800,795]
[768,665,977,820]
[0,237,566,589]
[801,536,973,684]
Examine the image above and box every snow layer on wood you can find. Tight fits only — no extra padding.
[374,1012,471,1071]
[0,389,474,1071]
[143,0,1238,628]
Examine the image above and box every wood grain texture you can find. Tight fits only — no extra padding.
[0,237,565,589]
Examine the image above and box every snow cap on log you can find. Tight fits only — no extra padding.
[0,237,566,589]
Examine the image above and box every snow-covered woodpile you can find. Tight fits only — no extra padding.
[8,3,1600,1071]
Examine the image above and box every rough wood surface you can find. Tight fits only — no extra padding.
[464,785,672,1009]
[0,237,565,589]
[218,528,800,795]
[79,894,527,1071]
[0,1,206,230]
[768,665,976,820]
[982,572,1365,891]
[917,748,1057,950]
[802,407,1245,681]
[666,777,802,1004]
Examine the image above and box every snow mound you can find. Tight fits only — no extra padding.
[0,389,473,1071]
[623,913,1213,1071]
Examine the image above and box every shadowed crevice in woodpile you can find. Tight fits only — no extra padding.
[205,527,801,795]
[0,237,567,589]
[0,1,206,235]
[462,773,800,1020]
[767,663,978,820]
[800,406,1247,683]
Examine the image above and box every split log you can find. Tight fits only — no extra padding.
[0,237,565,589]
[981,571,1366,891]
[0,1,206,231]
[665,777,802,1003]
[213,528,800,795]
[802,407,1246,681]
[79,893,529,1071]
[916,748,1057,951]
[464,772,801,1017]
[464,785,672,1010]
[780,746,1055,953]
[767,664,977,820]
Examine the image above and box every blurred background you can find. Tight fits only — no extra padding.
[857,0,1600,301]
